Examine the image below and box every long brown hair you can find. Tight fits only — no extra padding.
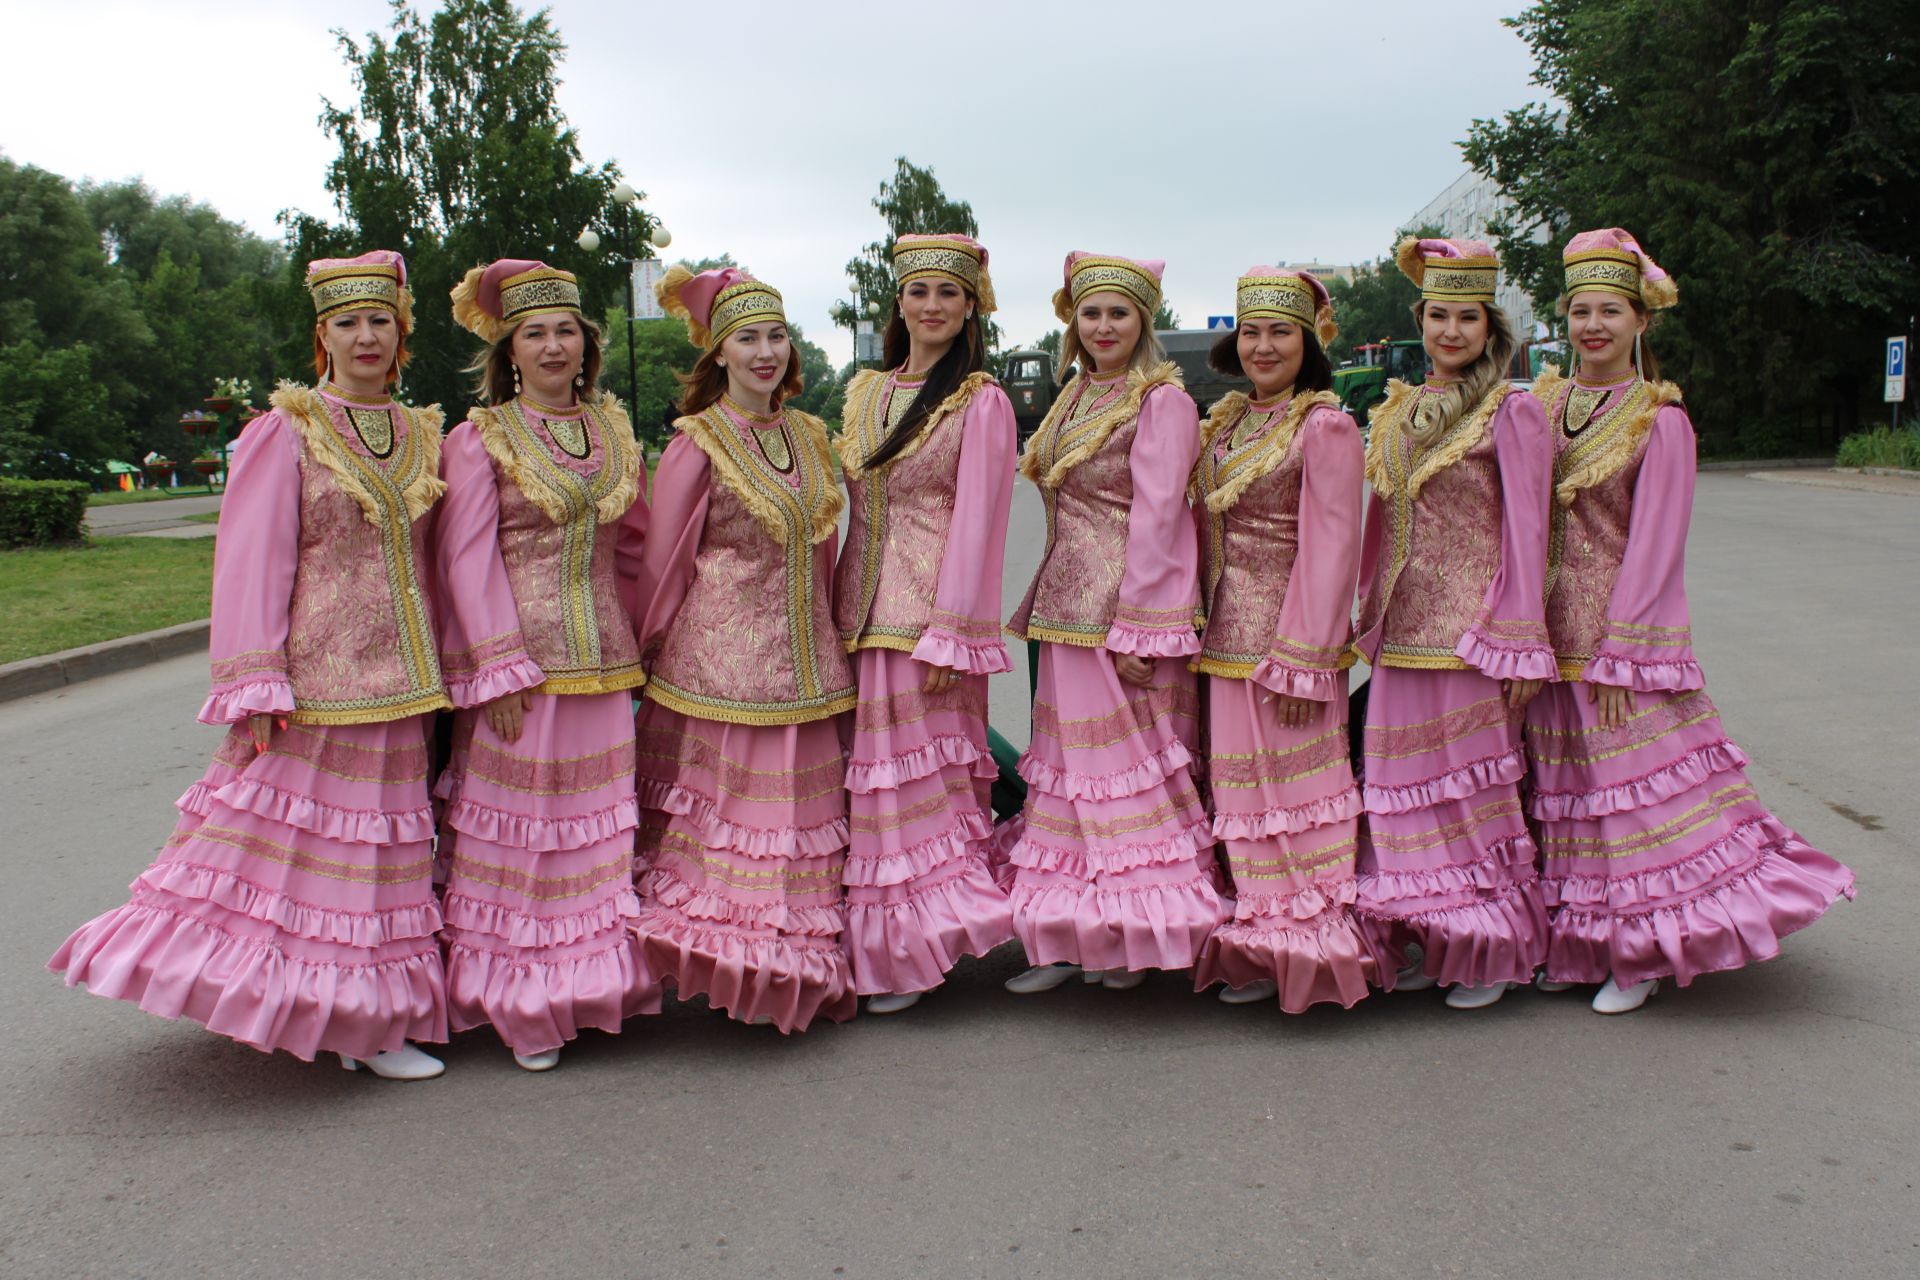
[463,314,607,407]
[1411,299,1517,440]
[861,291,988,470]
[674,344,804,417]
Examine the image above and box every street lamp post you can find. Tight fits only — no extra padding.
[577,181,671,416]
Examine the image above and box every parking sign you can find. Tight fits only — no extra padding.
[1889,336,1908,403]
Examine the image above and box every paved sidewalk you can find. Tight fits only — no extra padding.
[85,495,222,536]
[1747,468,1920,498]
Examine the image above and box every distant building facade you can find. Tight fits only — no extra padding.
[1406,171,1546,338]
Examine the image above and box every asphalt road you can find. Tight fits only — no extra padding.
[85,495,223,537]
[2,471,1913,1279]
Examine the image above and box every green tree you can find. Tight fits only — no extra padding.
[833,158,1001,354]
[290,0,656,418]
[1462,0,1919,454]
[0,341,118,479]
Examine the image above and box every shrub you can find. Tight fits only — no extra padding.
[1834,426,1920,471]
[0,478,90,547]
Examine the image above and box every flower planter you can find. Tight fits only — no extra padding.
[205,396,236,415]
[192,458,224,477]
[181,417,216,436]
[144,464,176,485]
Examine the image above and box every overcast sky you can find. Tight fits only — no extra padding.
[4,0,1546,364]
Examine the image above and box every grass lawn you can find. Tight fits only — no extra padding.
[183,512,221,524]
[0,536,214,664]
[88,486,223,507]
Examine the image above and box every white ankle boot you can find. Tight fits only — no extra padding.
[1534,973,1578,993]
[1592,975,1659,1014]
[1394,943,1438,991]
[1218,979,1278,1005]
[513,1047,562,1072]
[1444,982,1514,1009]
[1005,963,1081,994]
[1100,969,1145,990]
[866,991,923,1015]
[339,1043,445,1080]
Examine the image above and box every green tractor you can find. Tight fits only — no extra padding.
[1332,339,1427,430]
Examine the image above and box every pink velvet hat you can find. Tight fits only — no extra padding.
[306,249,412,327]
[654,266,786,350]
[1235,265,1338,344]
[1563,227,1678,309]
[893,233,996,313]
[449,258,583,343]
[1052,250,1165,322]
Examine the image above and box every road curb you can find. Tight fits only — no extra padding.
[0,619,208,705]
[1696,457,1831,471]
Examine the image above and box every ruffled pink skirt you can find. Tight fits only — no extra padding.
[1193,675,1374,1011]
[844,650,1012,996]
[435,691,656,1054]
[1525,683,1854,987]
[630,697,856,1033]
[48,716,447,1061]
[1353,664,1548,988]
[1006,644,1228,972]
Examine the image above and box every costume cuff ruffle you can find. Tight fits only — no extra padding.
[910,628,1012,675]
[1455,628,1557,681]
[1104,621,1202,658]
[1248,656,1343,702]
[1584,650,1705,692]
[197,680,296,726]
[444,655,547,708]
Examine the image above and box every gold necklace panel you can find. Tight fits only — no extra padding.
[545,413,589,458]
[348,406,394,458]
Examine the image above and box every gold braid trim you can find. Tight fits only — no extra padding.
[677,405,843,545]
[1405,383,1511,501]
[832,370,887,477]
[1201,392,1340,514]
[1530,364,1567,410]
[1363,380,1419,497]
[470,397,640,525]
[1019,361,1183,490]
[272,383,445,525]
[838,371,996,479]
[1554,379,1683,506]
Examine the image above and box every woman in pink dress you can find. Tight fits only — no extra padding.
[833,234,1016,1014]
[1002,251,1228,994]
[1525,229,1854,1014]
[630,266,857,1033]
[1189,268,1374,1011]
[433,259,655,1070]
[50,251,454,1079]
[1351,238,1554,1010]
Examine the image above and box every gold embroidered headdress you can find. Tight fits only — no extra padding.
[307,250,413,329]
[1395,236,1500,303]
[1051,251,1165,323]
[892,233,996,313]
[653,265,785,351]
[450,259,584,344]
[1561,227,1678,310]
[1234,266,1338,345]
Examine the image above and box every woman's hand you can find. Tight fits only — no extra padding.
[1113,654,1156,688]
[920,662,962,695]
[1587,680,1634,730]
[246,713,286,754]
[484,690,535,743]
[1503,677,1544,713]
[1265,693,1320,728]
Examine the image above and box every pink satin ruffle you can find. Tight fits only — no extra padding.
[1194,902,1377,1013]
[1247,658,1344,703]
[443,655,548,709]
[212,776,435,845]
[444,925,659,1054]
[639,777,849,858]
[1455,627,1558,681]
[1361,749,1525,816]
[1583,652,1706,693]
[1528,740,1749,822]
[1211,788,1362,842]
[1104,621,1203,659]
[844,733,994,795]
[197,680,296,727]
[844,857,1013,996]
[843,811,994,888]
[910,629,1013,675]
[136,859,442,948]
[1015,737,1194,803]
[445,794,641,853]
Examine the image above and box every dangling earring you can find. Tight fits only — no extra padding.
[1632,331,1644,378]
[574,371,584,388]
[512,364,522,395]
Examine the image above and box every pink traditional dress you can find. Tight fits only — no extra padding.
[433,260,655,1060]
[50,371,454,1062]
[1522,231,1853,994]
[835,350,1017,996]
[1186,275,1374,1012]
[631,266,857,1033]
[1351,238,1555,992]
[1005,251,1229,975]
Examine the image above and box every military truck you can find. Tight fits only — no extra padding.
[1156,328,1249,415]
[1003,349,1057,442]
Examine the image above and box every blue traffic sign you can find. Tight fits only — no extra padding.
[1889,337,1907,378]
[1207,315,1235,330]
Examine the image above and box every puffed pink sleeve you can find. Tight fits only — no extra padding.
[635,434,710,661]
[1585,405,1704,691]
[912,386,1016,674]
[615,449,652,634]
[432,424,546,708]
[1456,390,1558,680]
[1106,384,1203,658]
[198,412,301,725]
[1252,407,1363,700]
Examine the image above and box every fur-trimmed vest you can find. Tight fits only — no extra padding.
[272,383,452,724]
[832,369,996,653]
[468,397,645,694]
[645,402,855,726]
[1008,362,1184,646]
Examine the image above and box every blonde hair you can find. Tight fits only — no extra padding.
[1411,299,1516,441]
[1058,295,1168,382]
